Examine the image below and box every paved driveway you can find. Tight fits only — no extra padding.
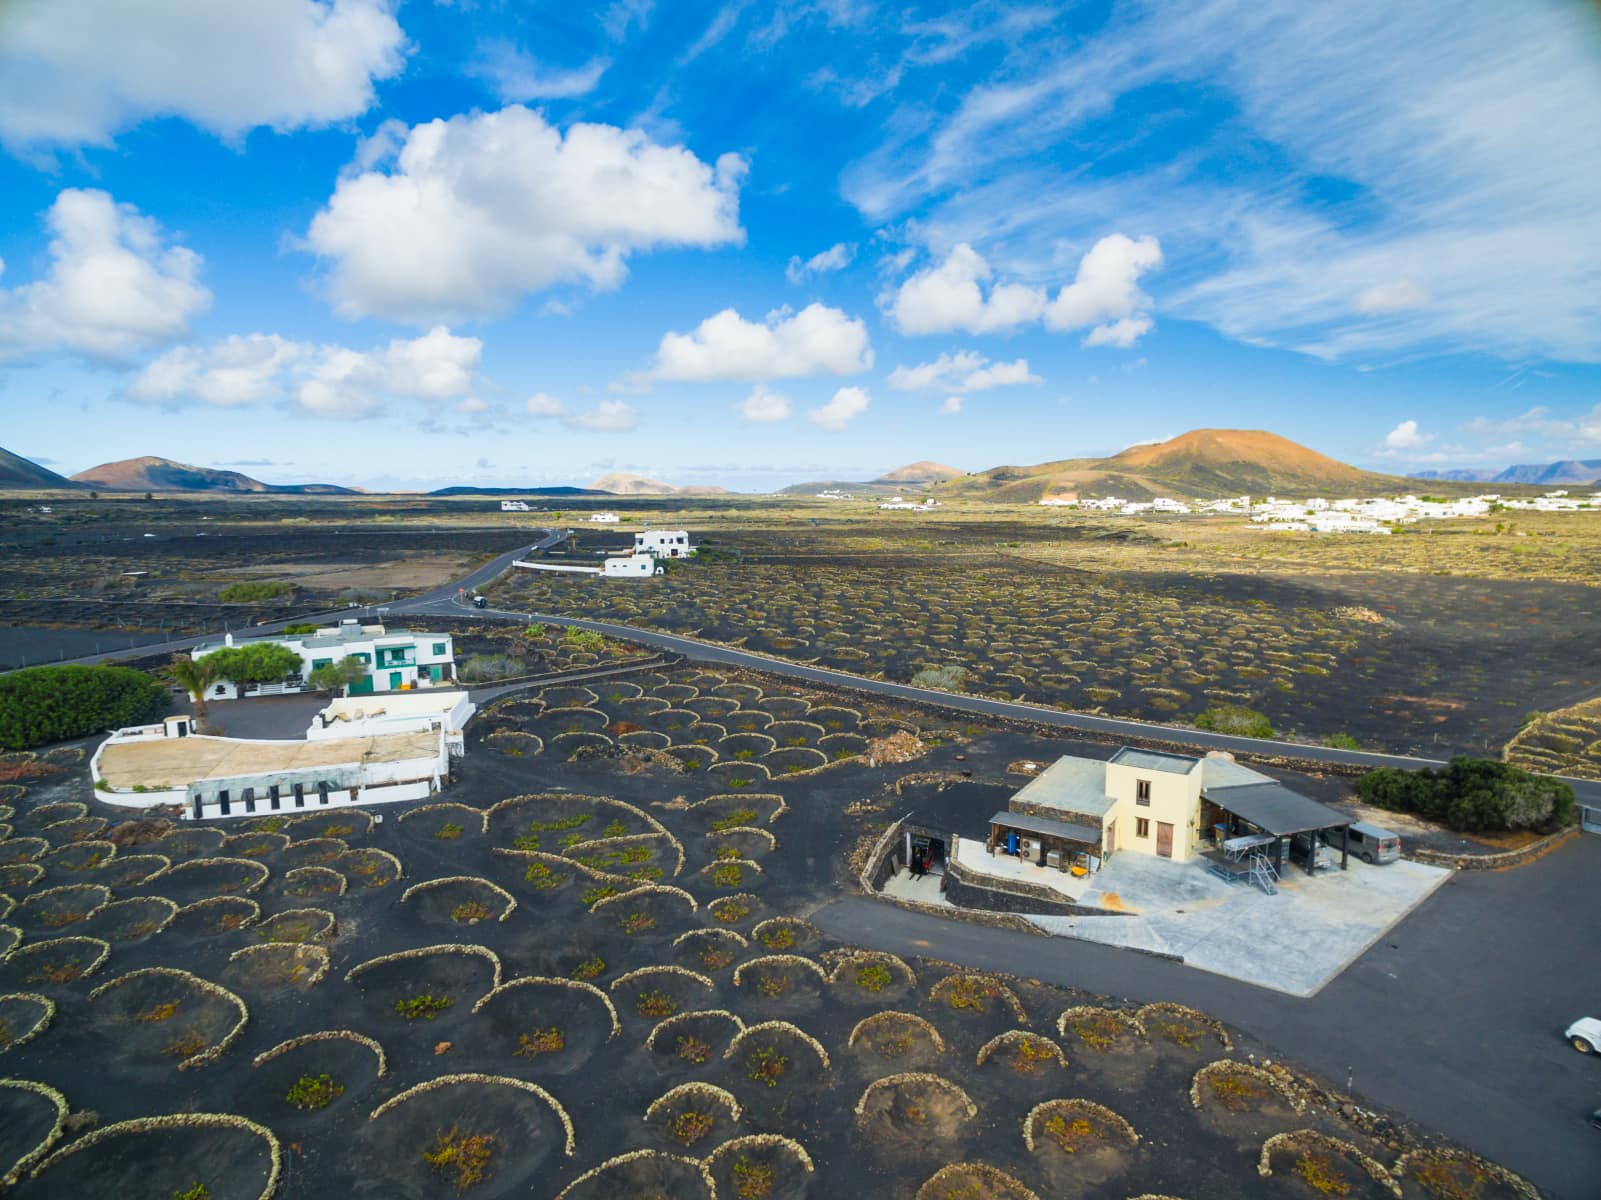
[814,835,1601,1200]
[1028,851,1452,995]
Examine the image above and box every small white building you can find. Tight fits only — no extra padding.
[590,512,621,523]
[604,554,662,578]
[193,622,457,701]
[308,690,476,757]
[634,529,694,558]
[500,500,530,512]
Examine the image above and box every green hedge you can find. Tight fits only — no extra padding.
[218,581,293,603]
[0,665,171,751]
[1354,757,1574,833]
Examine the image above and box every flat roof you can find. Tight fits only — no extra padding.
[1207,782,1351,837]
[99,731,439,790]
[1200,754,1275,790]
[988,810,1103,846]
[1110,746,1199,775]
[320,691,468,720]
[194,626,449,655]
[1010,755,1116,818]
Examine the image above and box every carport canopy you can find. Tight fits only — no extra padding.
[987,810,1102,847]
[1206,782,1351,837]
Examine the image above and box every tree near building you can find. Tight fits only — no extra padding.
[167,655,218,722]
[308,656,368,694]
[203,642,305,687]
[1354,758,1574,833]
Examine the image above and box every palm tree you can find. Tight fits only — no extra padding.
[168,654,217,725]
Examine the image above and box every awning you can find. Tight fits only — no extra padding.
[988,810,1102,846]
[1207,782,1351,837]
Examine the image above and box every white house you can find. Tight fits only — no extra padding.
[500,500,530,512]
[193,622,457,700]
[634,529,694,558]
[590,512,621,523]
[604,554,662,578]
[90,717,453,822]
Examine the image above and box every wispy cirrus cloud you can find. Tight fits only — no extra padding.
[846,0,1601,364]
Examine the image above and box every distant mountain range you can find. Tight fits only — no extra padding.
[778,460,965,496]
[1410,459,1601,486]
[69,456,355,494]
[588,472,730,497]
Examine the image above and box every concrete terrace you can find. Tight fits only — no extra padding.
[1029,851,1452,996]
[98,729,440,790]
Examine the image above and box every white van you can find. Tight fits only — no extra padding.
[1331,822,1401,864]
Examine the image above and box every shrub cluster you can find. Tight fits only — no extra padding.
[1194,704,1274,737]
[218,581,293,603]
[0,666,169,750]
[1354,757,1574,833]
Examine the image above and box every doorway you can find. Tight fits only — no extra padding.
[1156,821,1174,858]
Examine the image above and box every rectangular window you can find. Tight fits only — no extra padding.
[432,643,446,656]
[1136,779,1152,805]
[311,659,332,670]
[1136,818,1151,839]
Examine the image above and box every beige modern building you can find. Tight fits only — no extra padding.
[986,747,1352,877]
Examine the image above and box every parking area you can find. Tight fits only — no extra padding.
[1028,850,1452,995]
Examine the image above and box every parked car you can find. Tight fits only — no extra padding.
[472,594,488,609]
[1566,1017,1601,1054]
[1322,821,1401,864]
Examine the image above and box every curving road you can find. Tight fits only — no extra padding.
[20,528,1601,802]
[397,568,1601,804]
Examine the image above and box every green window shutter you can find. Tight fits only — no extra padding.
[312,659,333,670]
[433,643,446,655]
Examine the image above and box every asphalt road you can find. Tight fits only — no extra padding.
[400,590,1601,805]
[814,834,1601,1199]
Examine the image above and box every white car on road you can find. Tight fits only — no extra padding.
[1566,1018,1601,1054]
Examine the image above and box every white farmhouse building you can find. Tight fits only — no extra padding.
[590,512,620,523]
[500,500,530,512]
[192,622,457,700]
[604,554,662,578]
[634,529,694,558]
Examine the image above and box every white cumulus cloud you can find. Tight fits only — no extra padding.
[0,0,406,150]
[883,243,1045,335]
[738,384,793,423]
[940,395,963,415]
[887,349,1040,392]
[809,385,870,432]
[0,189,210,363]
[131,325,482,419]
[642,303,873,382]
[1043,233,1163,342]
[786,242,855,284]
[1381,419,1434,453]
[304,105,747,323]
[884,236,1160,345]
[524,393,640,433]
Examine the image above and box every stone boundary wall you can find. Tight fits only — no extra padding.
[1410,826,1579,870]
[944,860,1126,919]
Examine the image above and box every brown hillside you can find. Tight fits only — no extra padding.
[72,456,353,494]
[935,427,1456,502]
[1106,429,1368,485]
[876,460,964,484]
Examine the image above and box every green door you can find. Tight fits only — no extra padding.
[348,674,374,696]
[389,672,402,691]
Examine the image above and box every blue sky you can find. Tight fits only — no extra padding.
[1,0,1599,491]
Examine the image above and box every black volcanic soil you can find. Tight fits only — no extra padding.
[0,668,1501,1200]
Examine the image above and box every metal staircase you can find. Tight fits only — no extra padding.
[1247,850,1278,895]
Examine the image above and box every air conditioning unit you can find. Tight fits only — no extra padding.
[1018,837,1040,860]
